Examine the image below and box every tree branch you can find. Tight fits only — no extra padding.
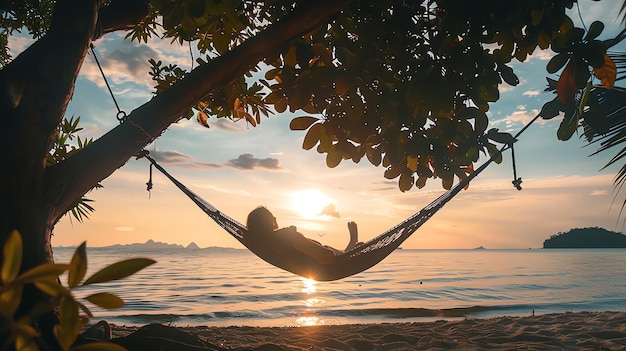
[94,0,151,39]
[46,0,351,222]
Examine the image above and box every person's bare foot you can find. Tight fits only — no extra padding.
[345,221,359,251]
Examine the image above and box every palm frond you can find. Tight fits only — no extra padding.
[580,52,626,221]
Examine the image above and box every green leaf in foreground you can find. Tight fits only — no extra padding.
[68,242,88,288]
[85,292,124,309]
[83,258,156,285]
[2,230,22,284]
[16,263,69,284]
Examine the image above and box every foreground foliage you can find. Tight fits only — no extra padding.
[1,230,155,351]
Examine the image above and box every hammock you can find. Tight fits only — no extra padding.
[139,148,509,281]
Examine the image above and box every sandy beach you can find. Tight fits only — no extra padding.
[106,311,626,350]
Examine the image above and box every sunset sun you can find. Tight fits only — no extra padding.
[291,189,331,218]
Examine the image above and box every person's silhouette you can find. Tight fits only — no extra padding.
[246,206,360,264]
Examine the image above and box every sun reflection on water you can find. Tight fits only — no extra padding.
[305,297,325,307]
[295,316,325,326]
[296,278,326,326]
[301,277,317,294]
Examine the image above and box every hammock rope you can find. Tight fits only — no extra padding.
[90,43,127,123]
[135,115,537,281]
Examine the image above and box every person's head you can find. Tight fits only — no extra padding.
[247,206,278,232]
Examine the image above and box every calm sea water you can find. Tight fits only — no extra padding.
[53,247,626,327]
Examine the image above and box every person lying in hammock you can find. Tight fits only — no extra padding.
[246,206,361,264]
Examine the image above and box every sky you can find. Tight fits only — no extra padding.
[13,1,626,250]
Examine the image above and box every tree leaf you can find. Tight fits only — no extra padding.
[311,43,332,65]
[78,300,94,318]
[284,45,297,67]
[302,123,322,150]
[326,145,343,168]
[398,171,414,192]
[0,284,23,316]
[416,176,428,189]
[85,292,124,310]
[557,63,577,104]
[17,263,69,284]
[486,144,503,164]
[290,116,320,130]
[68,242,87,288]
[34,279,70,298]
[441,175,453,190]
[406,156,418,172]
[196,111,210,128]
[499,64,519,86]
[2,229,22,284]
[274,97,287,113]
[557,109,579,141]
[384,164,403,179]
[546,53,569,74]
[14,322,40,338]
[585,21,604,41]
[83,258,156,286]
[593,53,616,89]
[56,297,82,350]
[366,147,382,166]
[334,75,352,95]
[486,129,516,145]
[14,333,38,351]
[539,98,561,120]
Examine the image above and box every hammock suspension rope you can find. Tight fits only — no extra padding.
[90,44,127,123]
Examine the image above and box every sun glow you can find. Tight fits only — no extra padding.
[291,189,331,218]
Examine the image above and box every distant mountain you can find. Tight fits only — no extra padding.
[186,242,201,250]
[543,227,626,248]
[56,239,242,252]
[105,239,186,250]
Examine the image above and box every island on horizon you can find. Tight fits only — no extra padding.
[543,227,626,248]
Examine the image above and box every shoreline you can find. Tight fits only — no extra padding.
[107,311,626,350]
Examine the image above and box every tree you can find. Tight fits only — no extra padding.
[1,0,624,348]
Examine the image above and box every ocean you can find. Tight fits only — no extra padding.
[52,247,626,327]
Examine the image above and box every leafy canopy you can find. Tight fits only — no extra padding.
[2,0,624,193]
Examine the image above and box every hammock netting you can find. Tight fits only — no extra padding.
[142,152,499,281]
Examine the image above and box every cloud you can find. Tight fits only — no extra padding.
[150,150,283,171]
[152,149,222,169]
[527,49,554,61]
[320,204,341,218]
[210,118,249,132]
[226,154,284,171]
[499,82,515,93]
[85,41,161,89]
[368,180,399,191]
[192,184,252,196]
[491,105,548,130]
[523,90,541,97]
[8,34,33,55]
